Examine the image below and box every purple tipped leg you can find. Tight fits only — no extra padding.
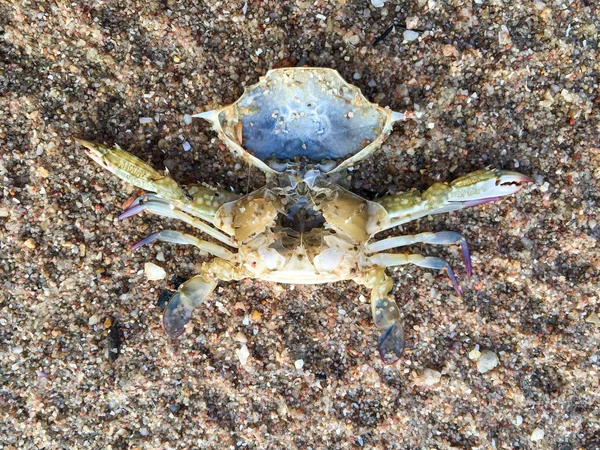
[118,203,147,220]
[460,239,472,276]
[131,233,160,251]
[416,256,462,296]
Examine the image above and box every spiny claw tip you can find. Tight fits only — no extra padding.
[496,170,534,187]
[118,203,146,220]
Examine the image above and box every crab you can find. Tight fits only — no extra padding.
[75,68,530,363]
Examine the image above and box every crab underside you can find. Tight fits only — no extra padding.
[76,68,530,363]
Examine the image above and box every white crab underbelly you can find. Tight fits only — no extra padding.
[240,243,358,284]
[259,269,352,284]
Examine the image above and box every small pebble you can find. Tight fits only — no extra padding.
[235,332,248,343]
[477,351,499,373]
[530,428,544,441]
[140,428,149,437]
[403,30,419,42]
[23,238,36,249]
[182,141,191,152]
[145,262,166,280]
[468,348,482,360]
[237,344,250,366]
[37,166,49,178]
[183,114,192,125]
[516,415,523,426]
[139,117,153,124]
[295,359,304,370]
[371,0,385,7]
[423,368,442,386]
[88,315,99,326]
[586,312,600,325]
[405,16,419,29]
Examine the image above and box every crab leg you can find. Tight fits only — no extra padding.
[367,231,471,275]
[370,169,532,234]
[355,268,404,364]
[163,259,240,338]
[75,138,237,246]
[370,253,462,295]
[131,230,234,260]
[119,194,237,247]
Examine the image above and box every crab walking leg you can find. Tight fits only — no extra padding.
[355,268,404,363]
[119,194,237,247]
[131,230,234,260]
[370,253,462,295]
[163,259,240,338]
[370,169,532,234]
[367,231,472,275]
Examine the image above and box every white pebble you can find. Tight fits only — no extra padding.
[516,415,523,426]
[468,347,482,360]
[353,72,362,80]
[156,251,165,262]
[338,309,347,315]
[237,344,250,366]
[477,350,499,373]
[295,359,304,370]
[88,315,99,326]
[403,30,420,42]
[140,428,149,436]
[144,262,166,280]
[139,117,153,124]
[530,428,545,441]
[183,114,192,125]
[498,24,512,46]
[316,13,326,20]
[371,0,385,7]
[183,141,191,152]
[423,368,442,386]
[405,16,419,29]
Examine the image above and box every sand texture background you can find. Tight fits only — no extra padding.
[1,0,599,448]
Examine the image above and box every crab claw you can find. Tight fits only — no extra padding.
[448,170,533,206]
[162,275,217,338]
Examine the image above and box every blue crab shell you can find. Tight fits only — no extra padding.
[194,68,404,175]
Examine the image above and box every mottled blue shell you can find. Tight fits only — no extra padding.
[195,68,403,174]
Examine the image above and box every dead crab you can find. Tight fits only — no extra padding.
[76,68,530,363]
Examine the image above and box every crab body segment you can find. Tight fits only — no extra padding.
[76,68,530,363]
